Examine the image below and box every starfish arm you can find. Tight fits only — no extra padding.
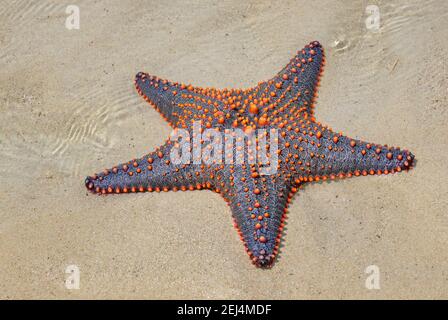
[254,41,325,120]
[208,41,325,128]
[321,134,414,177]
[85,140,211,194]
[290,125,415,180]
[203,41,325,128]
[221,167,294,267]
[134,72,239,129]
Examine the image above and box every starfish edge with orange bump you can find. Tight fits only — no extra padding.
[85,41,414,268]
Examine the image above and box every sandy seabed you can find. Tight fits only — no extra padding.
[0,0,447,299]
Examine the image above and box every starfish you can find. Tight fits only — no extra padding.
[85,41,414,268]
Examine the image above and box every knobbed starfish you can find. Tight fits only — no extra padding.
[85,41,414,268]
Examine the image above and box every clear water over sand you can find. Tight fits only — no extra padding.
[1,0,447,298]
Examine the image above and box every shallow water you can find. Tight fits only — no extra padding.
[1,0,447,298]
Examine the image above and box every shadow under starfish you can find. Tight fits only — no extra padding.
[85,41,415,268]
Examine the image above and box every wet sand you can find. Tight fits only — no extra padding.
[0,0,447,299]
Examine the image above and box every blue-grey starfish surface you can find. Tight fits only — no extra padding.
[85,41,414,267]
